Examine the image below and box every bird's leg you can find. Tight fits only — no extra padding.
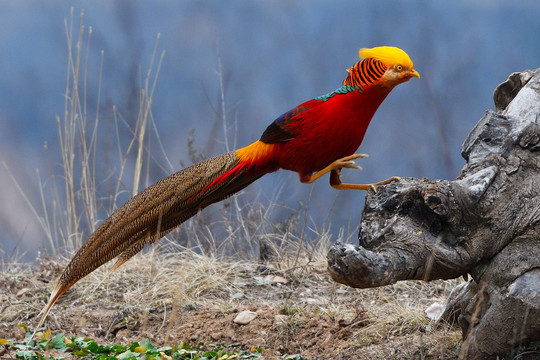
[299,153,368,184]
[299,153,400,191]
[330,169,400,191]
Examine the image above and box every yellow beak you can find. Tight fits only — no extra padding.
[410,69,420,78]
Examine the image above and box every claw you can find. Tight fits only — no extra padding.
[340,153,369,161]
[372,176,401,187]
[339,161,362,170]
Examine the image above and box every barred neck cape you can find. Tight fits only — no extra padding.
[343,58,387,88]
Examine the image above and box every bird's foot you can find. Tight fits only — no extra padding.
[331,175,401,192]
[332,153,369,171]
[299,153,369,184]
[371,176,401,187]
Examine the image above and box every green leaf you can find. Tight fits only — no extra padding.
[48,333,66,350]
[87,340,101,353]
[16,350,36,360]
[179,342,192,350]
[111,344,126,354]
[140,339,156,351]
[118,350,139,360]
[72,349,88,356]
[156,345,172,353]
[97,355,118,360]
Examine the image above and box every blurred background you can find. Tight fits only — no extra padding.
[1,1,539,261]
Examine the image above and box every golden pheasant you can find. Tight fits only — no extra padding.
[36,46,419,329]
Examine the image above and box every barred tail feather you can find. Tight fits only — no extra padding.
[35,151,262,332]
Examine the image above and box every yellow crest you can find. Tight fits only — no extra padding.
[359,46,414,69]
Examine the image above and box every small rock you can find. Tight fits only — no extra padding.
[230,292,245,300]
[264,275,288,285]
[425,302,444,321]
[253,276,266,285]
[233,310,258,325]
[16,288,31,297]
[299,289,312,296]
[285,354,302,359]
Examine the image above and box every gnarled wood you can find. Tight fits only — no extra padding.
[327,69,540,359]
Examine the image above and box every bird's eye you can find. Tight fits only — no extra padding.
[396,65,403,71]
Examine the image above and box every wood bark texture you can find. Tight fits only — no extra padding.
[327,69,540,359]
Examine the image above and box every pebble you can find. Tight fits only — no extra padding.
[233,310,258,325]
[263,275,288,285]
[230,292,245,300]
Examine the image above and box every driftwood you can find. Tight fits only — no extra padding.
[327,69,540,359]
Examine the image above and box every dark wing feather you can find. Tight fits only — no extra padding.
[260,99,322,144]
[259,120,296,143]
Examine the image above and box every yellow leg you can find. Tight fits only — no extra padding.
[300,153,400,191]
[331,173,401,191]
[299,153,368,184]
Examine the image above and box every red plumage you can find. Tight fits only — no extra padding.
[272,86,390,178]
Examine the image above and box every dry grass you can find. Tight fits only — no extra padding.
[0,242,463,358]
[3,8,165,260]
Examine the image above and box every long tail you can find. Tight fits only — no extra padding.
[35,151,263,331]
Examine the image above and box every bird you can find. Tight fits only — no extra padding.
[35,46,419,330]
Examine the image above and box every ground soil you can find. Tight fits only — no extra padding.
[0,256,462,359]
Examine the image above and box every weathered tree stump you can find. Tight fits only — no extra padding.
[327,69,540,359]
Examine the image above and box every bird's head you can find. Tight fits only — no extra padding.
[359,46,420,88]
[344,46,420,89]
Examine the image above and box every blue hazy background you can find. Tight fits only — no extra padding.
[1,1,539,260]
